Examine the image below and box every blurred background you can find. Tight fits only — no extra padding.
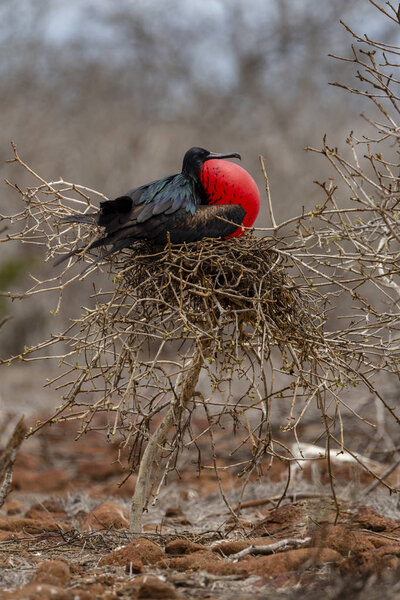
[0,0,395,365]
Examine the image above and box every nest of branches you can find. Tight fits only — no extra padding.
[109,234,319,352]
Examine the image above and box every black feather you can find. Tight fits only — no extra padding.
[60,213,98,224]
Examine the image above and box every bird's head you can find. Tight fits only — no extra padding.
[182,146,260,237]
[182,147,241,178]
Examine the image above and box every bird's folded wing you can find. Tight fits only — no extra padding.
[99,173,197,234]
[163,204,246,243]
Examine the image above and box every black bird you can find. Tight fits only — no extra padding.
[56,147,260,266]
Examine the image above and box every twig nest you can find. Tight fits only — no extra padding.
[101,234,323,358]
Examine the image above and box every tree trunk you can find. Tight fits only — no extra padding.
[129,342,206,534]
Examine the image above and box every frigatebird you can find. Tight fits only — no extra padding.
[56,147,260,265]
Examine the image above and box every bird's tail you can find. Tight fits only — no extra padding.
[54,236,128,273]
[55,201,132,269]
[60,213,98,225]
[54,212,101,266]
[53,235,111,267]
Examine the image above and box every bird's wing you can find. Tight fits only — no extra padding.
[99,202,246,247]
[54,174,200,265]
[98,173,197,234]
[164,204,246,243]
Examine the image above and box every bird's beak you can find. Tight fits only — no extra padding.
[207,152,241,161]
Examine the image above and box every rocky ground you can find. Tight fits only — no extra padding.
[1,415,400,600]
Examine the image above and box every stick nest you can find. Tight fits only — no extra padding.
[110,235,317,351]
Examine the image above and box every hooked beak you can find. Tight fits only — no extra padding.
[207,151,241,161]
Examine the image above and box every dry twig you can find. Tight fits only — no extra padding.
[228,536,311,561]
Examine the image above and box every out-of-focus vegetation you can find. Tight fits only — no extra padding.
[0,0,392,354]
[0,258,33,316]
